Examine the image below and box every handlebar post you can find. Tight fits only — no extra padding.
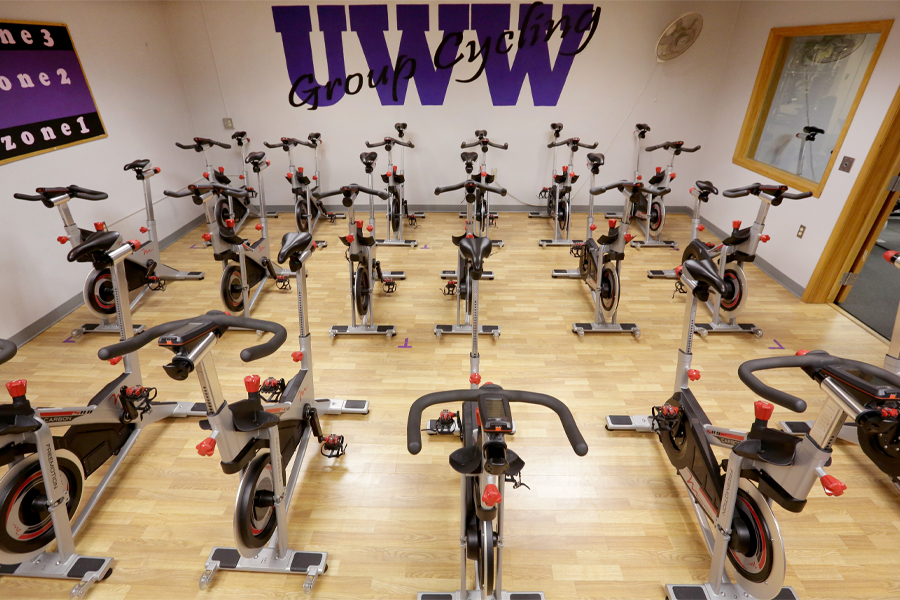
[368,171,377,230]
[675,272,700,392]
[295,248,314,373]
[470,277,480,389]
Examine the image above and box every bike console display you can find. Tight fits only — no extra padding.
[478,393,513,433]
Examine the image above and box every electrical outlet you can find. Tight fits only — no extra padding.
[797,225,806,238]
[839,156,855,172]
[223,117,234,130]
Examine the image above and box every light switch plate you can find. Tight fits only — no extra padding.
[839,156,855,172]
[223,117,234,130]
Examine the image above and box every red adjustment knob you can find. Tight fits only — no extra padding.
[109,356,123,366]
[218,166,225,173]
[470,373,481,384]
[127,239,141,250]
[356,219,363,228]
[386,171,392,177]
[655,167,662,173]
[674,266,683,276]
[346,234,355,242]
[255,224,263,231]
[637,175,642,180]
[57,236,69,244]
[466,233,474,238]
[367,225,373,232]
[154,167,161,174]
[820,474,846,497]
[795,350,809,356]
[203,171,209,179]
[244,374,261,393]
[239,175,245,180]
[202,233,212,242]
[5,380,26,398]
[687,369,700,381]
[140,227,149,234]
[286,172,293,180]
[291,351,304,363]
[266,160,270,166]
[759,234,771,243]
[670,172,677,180]
[608,219,617,228]
[624,233,634,242]
[312,241,318,249]
[298,167,304,173]
[224,219,236,229]
[393,165,398,172]
[885,250,900,264]
[590,224,597,231]
[697,225,705,232]
[94,222,105,231]
[562,165,568,172]
[312,175,318,180]
[754,400,775,421]
[732,220,742,229]
[196,437,216,457]
[481,171,487,178]
[882,407,899,418]
[481,483,502,507]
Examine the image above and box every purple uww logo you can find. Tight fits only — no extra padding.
[272,2,601,110]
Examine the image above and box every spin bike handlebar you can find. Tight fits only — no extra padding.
[164,182,248,200]
[15,185,109,205]
[462,139,508,150]
[264,137,315,150]
[406,387,588,456]
[434,180,507,197]
[738,352,900,414]
[645,141,701,153]
[0,339,17,366]
[175,137,232,151]
[313,185,390,200]
[590,181,671,197]
[98,311,286,363]
[723,183,812,201]
[548,138,598,149]
[366,137,414,149]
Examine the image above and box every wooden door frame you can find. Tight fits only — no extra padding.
[802,82,900,304]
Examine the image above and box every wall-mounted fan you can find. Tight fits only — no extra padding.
[657,13,703,62]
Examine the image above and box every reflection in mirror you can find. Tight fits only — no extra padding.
[752,33,881,183]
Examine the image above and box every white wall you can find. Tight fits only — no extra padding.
[162,0,739,213]
[0,1,201,339]
[699,1,900,290]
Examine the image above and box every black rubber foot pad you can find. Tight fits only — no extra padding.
[510,594,543,600]
[0,563,19,574]
[607,416,633,426]
[670,587,707,600]
[421,595,454,600]
[188,272,204,276]
[436,325,453,332]
[783,421,811,434]
[345,400,367,410]
[67,558,107,579]
[192,402,206,412]
[211,548,241,569]
[483,326,499,332]
[290,552,325,572]
[332,326,349,333]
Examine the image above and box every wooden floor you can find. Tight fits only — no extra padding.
[3,208,899,600]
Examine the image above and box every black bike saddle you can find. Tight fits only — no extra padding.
[586,152,605,168]
[695,180,718,196]
[67,231,120,264]
[246,151,266,165]
[460,151,478,164]
[395,122,407,132]
[458,236,493,278]
[474,129,487,138]
[308,132,321,141]
[683,259,727,295]
[360,151,377,167]
[124,159,150,171]
[278,231,313,264]
[551,122,563,132]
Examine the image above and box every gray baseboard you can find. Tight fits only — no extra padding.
[9,214,207,347]
[700,218,804,299]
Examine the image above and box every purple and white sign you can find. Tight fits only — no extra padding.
[273,2,601,110]
[0,21,106,166]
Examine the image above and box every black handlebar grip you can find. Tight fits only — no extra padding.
[163,188,194,198]
[590,180,633,195]
[648,186,672,197]
[783,191,813,200]
[0,339,17,366]
[68,185,108,200]
[681,145,701,153]
[355,185,390,199]
[723,184,759,198]
[365,140,386,148]
[214,141,232,149]
[14,193,44,201]
[312,188,343,200]
[263,141,283,148]
[175,142,195,150]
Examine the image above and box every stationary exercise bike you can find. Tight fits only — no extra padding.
[435,178,507,339]
[530,123,598,247]
[795,125,824,178]
[230,131,278,219]
[407,385,588,600]
[647,181,719,279]
[681,182,812,338]
[98,310,348,593]
[627,124,700,249]
[314,177,405,339]
[460,131,508,245]
[264,132,344,238]
[0,235,204,597]
[606,258,900,600]
[365,123,424,246]
[556,175,670,337]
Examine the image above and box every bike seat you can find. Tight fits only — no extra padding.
[461,151,478,164]
[278,231,313,265]
[230,398,280,433]
[723,227,752,246]
[551,122,563,132]
[475,129,487,138]
[67,231,119,264]
[683,258,727,295]
[733,429,801,467]
[124,159,150,171]
[457,236,492,279]
[360,151,377,167]
[246,151,266,165]
[695,180,718,196]
[308,132,321,141]
[586,153,605,174]
[449,445,481,474]
[395,122,407,132]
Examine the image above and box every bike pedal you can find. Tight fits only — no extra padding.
[383,278,397,294]
[442,281,458,296]
[275,276,292,290]
[327,212,336,223]
[321,434,347,458]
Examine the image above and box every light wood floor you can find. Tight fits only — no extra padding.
[2,208,898,600]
